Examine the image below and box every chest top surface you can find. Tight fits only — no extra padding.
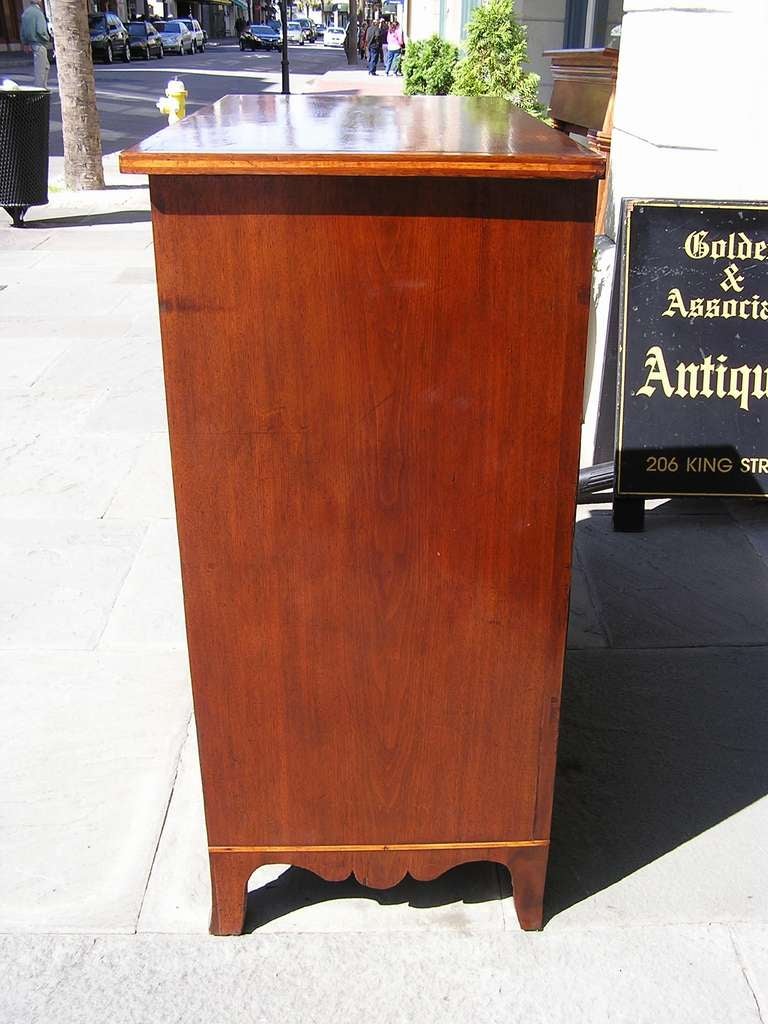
[119,94,605,179]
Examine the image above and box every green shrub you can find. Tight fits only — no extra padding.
[402,35,459,96]
[451,0,546,119]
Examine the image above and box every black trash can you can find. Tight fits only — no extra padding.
[0,88,50,227]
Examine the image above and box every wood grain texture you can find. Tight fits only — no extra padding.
[545,48,618,234]
[208,844,550,934]
[209,841,549,853]
[544,48,619,134]
[146,143,597,932]
[119,94,605,180]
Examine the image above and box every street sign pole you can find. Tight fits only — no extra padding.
[279,0,290,95]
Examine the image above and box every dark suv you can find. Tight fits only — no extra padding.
[88,12,131,63]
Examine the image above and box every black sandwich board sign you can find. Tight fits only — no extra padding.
[616,199,768,506]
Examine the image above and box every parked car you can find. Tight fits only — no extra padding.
[154,19,195,55]
[296,17,316,41]
[239,23,281,51]
[127,20,164,60]
[324,25,346,47]
[313,22,325,39]
[176,17,205,52]
[286,20,304,44]
[88,12,131,63]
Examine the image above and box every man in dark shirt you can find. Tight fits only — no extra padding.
[20,0,51,89]
[365,20,379,76]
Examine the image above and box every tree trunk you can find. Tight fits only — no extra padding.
[51,0,104,189]
[346,0,359,64]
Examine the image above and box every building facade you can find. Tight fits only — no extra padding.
[1,0,244,47]
[403,0,622,102]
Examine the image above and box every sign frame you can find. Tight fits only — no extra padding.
[616,197,768,500]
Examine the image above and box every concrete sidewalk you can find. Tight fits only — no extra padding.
[0,147,767,1019]
[301,64,406,96]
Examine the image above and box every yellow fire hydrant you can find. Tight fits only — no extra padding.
[157,78,187,125]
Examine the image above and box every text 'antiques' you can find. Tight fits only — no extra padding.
[616,201,768,497]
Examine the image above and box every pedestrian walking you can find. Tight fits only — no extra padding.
[385,19,404,76]
[20,0,51,90]
[365,19,380,76]
[377,18,388,70]
[358,19,367,61]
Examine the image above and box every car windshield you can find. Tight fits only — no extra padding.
[88,15,107,29]
[252,26,272,33]
[179,19,193,26]
[128,23,146,35]
[288,22,301,29]
[161,21,184,32]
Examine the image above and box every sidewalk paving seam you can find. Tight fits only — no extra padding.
[729,926,766,1024]
[86,518,150,650]
[569,642,768,651]
[572,542,614,647]
[134,710,194,934]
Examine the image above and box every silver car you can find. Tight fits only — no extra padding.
[286,21,304,44]
[154,19,195,54]
[177,17,205,52]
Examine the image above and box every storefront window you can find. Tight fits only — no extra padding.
[564,0,622,49]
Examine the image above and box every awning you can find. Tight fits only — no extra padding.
[232,0,248,9]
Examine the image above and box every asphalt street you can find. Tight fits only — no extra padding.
[6,39,351,155]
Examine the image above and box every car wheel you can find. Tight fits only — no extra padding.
[190,40,196,54]
[239,39,245,50]
[143,45,150,60]
[157,44,163,58]
[104,42,113,63]
[122,41,131,62]
[199,41,205,51]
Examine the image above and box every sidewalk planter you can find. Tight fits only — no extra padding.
[0,87,50,227]
[121,94,604,935]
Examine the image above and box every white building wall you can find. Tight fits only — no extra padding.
[406,0,443,41]
[607,0,768,239]
[515,0,566,102]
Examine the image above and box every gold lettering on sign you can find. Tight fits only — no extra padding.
[720,263,745,293]
[662,289,768,320]
[630,212,768,426]
[636,346,674,398]
[636,347,767,411]
[683,231,768,262]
